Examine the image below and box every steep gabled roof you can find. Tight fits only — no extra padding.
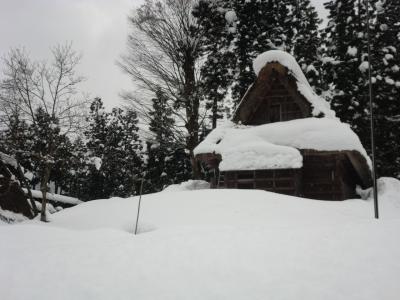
[233,50,335,124]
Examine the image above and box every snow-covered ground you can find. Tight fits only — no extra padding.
[1,178,400,300]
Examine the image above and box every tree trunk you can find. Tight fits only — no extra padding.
[212,98,218,129]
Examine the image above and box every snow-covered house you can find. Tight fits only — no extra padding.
[195,50,372,200]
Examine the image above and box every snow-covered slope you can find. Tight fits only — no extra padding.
[1,178,400,300]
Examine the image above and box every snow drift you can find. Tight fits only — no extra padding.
[1,178,400,300]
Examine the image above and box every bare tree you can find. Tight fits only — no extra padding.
[118,0,207,178]
[0,43,87,221]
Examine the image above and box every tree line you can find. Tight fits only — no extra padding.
[0,44,190,221]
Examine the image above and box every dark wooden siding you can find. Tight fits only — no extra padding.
[301,150,359,200]
[233,63,312,125]
[301,151,341,200]
[219,169,301,196]
[206,150,365,201]
[249,78,304,125]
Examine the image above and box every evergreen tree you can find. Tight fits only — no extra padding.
[371,0,400,177]
[193,0,236,128]
[64,137,89,199]
[322,0,371,145]
[291,0,323,92]
[145,89,191,192]
[51,136,75,195]
[83,98,109,200]
[322,0,400,178]
[0,113,34,175]
[85,98,144,200]
[232,0,320,103]
[109,107,143,197]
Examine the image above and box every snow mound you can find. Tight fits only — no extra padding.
[253,50,335,118]
[195,118,370,171]
[0,208,29,224]
[2,185,400,300]
[163,180,210,192]
[359,177,400,211]
[378,177,400,197]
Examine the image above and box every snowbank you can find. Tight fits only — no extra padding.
[359,177,400,211]
[253,50,335,118]
[1,181,400,300]
[163,180,210,192]
[0,208,29,224]
[194,118,370,171]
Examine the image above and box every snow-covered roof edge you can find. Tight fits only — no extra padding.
[252,50,335,118]
[194,118,372,172]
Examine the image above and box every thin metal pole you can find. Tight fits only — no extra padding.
[134,178,144,235]
[366,0,379,219]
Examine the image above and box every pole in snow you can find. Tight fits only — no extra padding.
[134,178,144,235]
[366,0,379,219]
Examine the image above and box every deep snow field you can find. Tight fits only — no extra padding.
[1,178,400,300]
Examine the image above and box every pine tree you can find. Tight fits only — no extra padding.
[322,0,371,146]
[291,0,323,92]
[232,0,275,103]
[193,0,236,128]
[0,113,34,176]
[145,89,190,192]
[65,137,89,199]
[51,136,74,195]
[371,0,400,178]
[322,0,400,178]
[84,98,109,200]
[85,98,144,199]
[111,107,143,196]
[230,0,321,104]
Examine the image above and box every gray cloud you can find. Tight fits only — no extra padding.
[0,0,327,109]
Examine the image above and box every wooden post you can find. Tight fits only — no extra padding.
[134,178,144,235]
[366,0,379,219]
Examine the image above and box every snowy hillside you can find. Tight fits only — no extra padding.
[1,178,400,300]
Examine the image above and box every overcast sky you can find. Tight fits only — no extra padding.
[0,0,328,109]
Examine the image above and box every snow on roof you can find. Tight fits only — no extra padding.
[194,118,371,172]
[253,50,335,118]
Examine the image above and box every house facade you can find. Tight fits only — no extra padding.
[195,50,372,200]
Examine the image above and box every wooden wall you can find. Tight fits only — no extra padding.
[248,76,305,125]
[301,150,357,200]
[218,169,301,196]
[233,63,312,125]
[214,150,362,201]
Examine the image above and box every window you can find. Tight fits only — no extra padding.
[269,104,282,122]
